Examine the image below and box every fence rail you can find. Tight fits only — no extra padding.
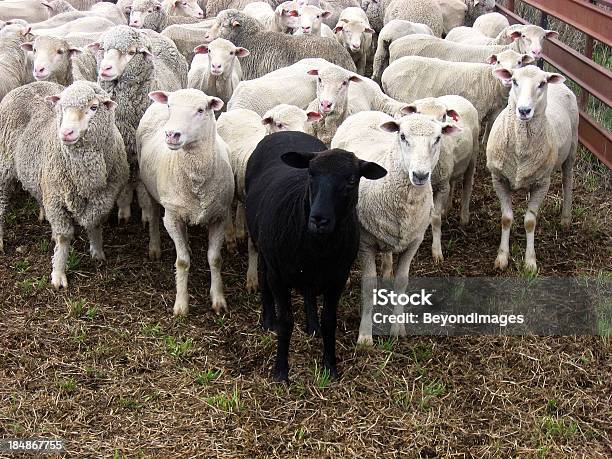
[497,0,611,169]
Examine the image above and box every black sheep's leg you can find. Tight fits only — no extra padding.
[260,257,276,331]
[321,286,343,380]
[304,289,320,337]
[269,274,293,383]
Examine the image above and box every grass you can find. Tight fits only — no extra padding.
[19,276,48,295]
[67,248,81,271]
[13,259,29,274]
[164,336,194,359]
[539,416,580,441]
[194,369,221,385]
[66,298,87,317]
[313,362,331,389]
[56,378,77,394]
[204,387,241,413]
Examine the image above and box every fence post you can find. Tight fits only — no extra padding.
[538,12,549,69]
[507,0,515,12]
[580,0,597,110]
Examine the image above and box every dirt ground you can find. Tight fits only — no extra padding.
[0,147,610,458]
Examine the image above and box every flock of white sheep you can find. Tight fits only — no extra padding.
[0,0,578,347]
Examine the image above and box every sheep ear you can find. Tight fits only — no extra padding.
[139,47,154,60]
[493,68,513,81]
[288,10,299,17]
[21,26,32,36]
[545,30,558,39]
[442,123,462,135]
[21,42,34,52]
[306,111,321,122]
[208,96,224,111]
[261,116,273,125]
[149,91,170,104]
[365,27,375,34]
[69,47,82,58]
[359,160,387,180]
[400,104,417,115]
[485,54,498,65]
[322,11,332,18]
[349,75,362,83]
[509,30,522,41]
[193,44,209,54]
[123,5,132,14]
[546,73,565,84]
[379,121,399,132]
[235,47,250,57]
[446,109,459,122]
[231,20,241,28]
[102,99,117,110]
[521,54,535,66]
[87,42,101,53]
[45,95,61,107]
[307,69,318,75]
[333,25,343,33]
[281,151,316,169]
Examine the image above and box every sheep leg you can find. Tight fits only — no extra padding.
[390,239,422,338]
[163,212,191,316]
[381,251,393,279]
[260,257,276,331]
[147,199,161,261]
[0,178,15,254]
[459,157,476,225]
[269,277,293,383]
[431,184,450,264]
[371,39,388,83]
[136,182,152,227]
[246,236,259,293]
[45,203,73,289]
[304,289,320,337]
[357,246,377,346]
[524,179,550,273]
[224,208,237,253]
[235,202,247,242]
[321,286,343,379]
[87,225,106,261]
[492,174,513,270]
[208,220,228,313]
[560,155,575,227]
[116,182,133,224]
[444,181,455,217]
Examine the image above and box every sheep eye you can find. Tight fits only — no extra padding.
[197,108,205,114]
[317,77,321,83]
[400,133,406,141]
[434,136,441,144]
[230,51,234,55]
[57,49,64,55]
[538,81,546,88]
[342,80,348,86]
[90,105,98,111]
[277,123,283,128]
[148,9,153,12]
[316,15,320,18]
[512,79,518,86]
[128,50,136,56]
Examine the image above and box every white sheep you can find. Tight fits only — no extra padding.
[381,51,535,142]
[331,111,460,344]
[33,16,118,38]
[242,1,301,33]
[294,5,334,37]
[435,0,467,34]
[137,88,233,316]
[217,104,321,290]
[22,35,82,86]
[161,0,205,17]
[333,8,374,75]
[403,96,479,263]
[0,25,34,102]
[188,38,250,108]
[129,0,206,32]
[371,18,434,83]
[389,25,559,63]
[473,12,510,38]
[486,65,578,272]
[0,0,74,24]
[0,81,129,288]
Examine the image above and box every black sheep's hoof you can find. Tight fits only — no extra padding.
[306,322,321,337]
[273,368,289,383]
[325,364,339,381]
[262,317,276,331]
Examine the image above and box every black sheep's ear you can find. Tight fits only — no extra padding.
[281,151,316,169]
[359,160,387,180]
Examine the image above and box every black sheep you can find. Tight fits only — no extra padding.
[245,131,387,382]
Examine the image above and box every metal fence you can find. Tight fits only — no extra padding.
[497,0,611,169]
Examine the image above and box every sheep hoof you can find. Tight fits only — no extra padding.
[390,323,406,337]
[494,253,509,270]
[273,368,289,383]
[90,248,106,262]
[225,239,237,253]
[246,275,258,293]
[325,364,339,380]
[211,298,228,314]
[51,272,68,290]
[262,317,276,331]
[460,213,470,226]
[432,250,444,264]
[306,322,321,337]
[173,301,189,316]
[357,334,374,346]
[148,246,161,261]
[523,259,538,274]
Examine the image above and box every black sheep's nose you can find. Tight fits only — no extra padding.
[310,215,330,228]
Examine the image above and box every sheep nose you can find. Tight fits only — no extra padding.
[166,131,181,144]
[518,107,532,117]
[60,128,75,140]
[532,49,542,57]
[302,26,311,32]
[212,63,221,69]
[309,215,330,230]
[102,63,113,71]
[320,100,332,112]
[412,171,430,185]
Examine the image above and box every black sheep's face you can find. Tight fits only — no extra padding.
[281,149,387,235]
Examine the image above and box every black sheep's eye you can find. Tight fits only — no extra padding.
[347,176,357,186]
